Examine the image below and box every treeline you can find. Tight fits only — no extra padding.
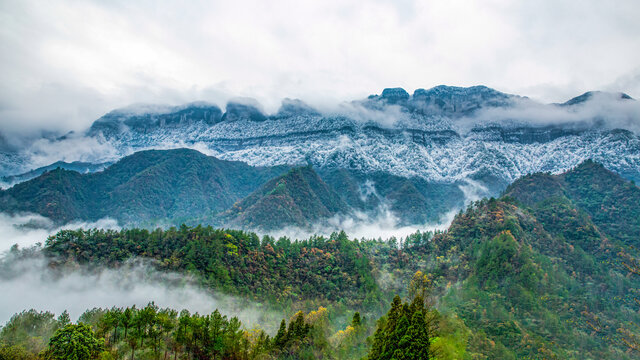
[0,303,369,360]
[0,290,465,360]
[43,226,436,308]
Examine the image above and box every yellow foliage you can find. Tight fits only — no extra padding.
[306,306,328,324]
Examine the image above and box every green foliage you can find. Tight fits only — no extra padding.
[221,166,350,230]
[44,227,380,305]
[505,159,640,246]
[0,310,60,354]
[0,148,287,226]
[0,345,37,360]
[368,295,434,360]
[44,323,104,360]
[432,195,640,359]
[5,158,640,359]
[1,304,362,360]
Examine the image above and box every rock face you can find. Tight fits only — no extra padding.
[88,102,223,138]
[3,85,639,192]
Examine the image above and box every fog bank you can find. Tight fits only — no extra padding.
[0,253,276,330]
[0,213,119,253]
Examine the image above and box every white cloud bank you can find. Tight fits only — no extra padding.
[0,213,120,254]
[1,0,639,135]
[0,213,276,329]
[0,255,274,329]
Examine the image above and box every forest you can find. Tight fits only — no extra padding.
[2,161,640,359]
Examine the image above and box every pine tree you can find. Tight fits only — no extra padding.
[273,319,287,348]
[368,295,432,360]
[406,311,430,359]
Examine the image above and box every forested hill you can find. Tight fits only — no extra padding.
[219,166,351,230]
[0,147,469,229]
[20,160,640,359]
[504,159,640,244]
[0,149,288,225]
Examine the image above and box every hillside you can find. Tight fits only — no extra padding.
[26,160,640,359]
[0,160,111,189]
[0,149,288,225]
[220,166,351,230]
[320,168,466,225]
[504,159,640,245]
[0,148,470,228]
[412,195,638,359]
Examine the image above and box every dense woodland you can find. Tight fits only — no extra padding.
[2,160,640,359]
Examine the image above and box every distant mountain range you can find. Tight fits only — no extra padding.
[0,85,638,229]
[0,148,466,229]
[0,149,287,226]
[1,143,638,235]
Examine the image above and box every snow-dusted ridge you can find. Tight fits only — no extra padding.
[2,86,639,187]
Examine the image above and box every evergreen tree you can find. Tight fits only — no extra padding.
[368,295,432,360]
[273,319,288,349]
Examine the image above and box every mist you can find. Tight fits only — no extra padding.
[265,177,489,241]
[458,92,640,133]
[0,253,277,330]
[0,213,119,253]
[0,212,278,329]
[265,207,454,242]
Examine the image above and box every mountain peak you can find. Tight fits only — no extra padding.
[88,102,222,137]
[222,98,267,122]
[380,87,410,104]
[222,165,349,230]
[276,98,320,117]
[561,91,634,106]
[413,85,510,99]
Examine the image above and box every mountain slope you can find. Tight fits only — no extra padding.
[220,166,350,230]
[4,86,639,188]
[429,196,639,359]
[0,149,288,225]
[504,159,640,245]
[35,161,640,358]
[0,161,111,189]
[319,168,467,224]
[73,85,639,189]
[426,161,640,358]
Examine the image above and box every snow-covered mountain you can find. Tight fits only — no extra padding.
[3,85,639,191]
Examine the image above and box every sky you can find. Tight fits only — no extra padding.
[1,0,639,135]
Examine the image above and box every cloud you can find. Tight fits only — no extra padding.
[458,93,640,133]
[0,212,277,329]
[24,134,122,170]
[0,212,119,254]
[264,180,482,241]
[0,254,277,330]
[1,0,639,135]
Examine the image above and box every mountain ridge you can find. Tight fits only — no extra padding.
[220,166,351,230]
[1,85,638,205]
[0,149,289,225]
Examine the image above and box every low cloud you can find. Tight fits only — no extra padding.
[0,213,119,253]
[0,212,278,329]
[330,101,409,128]
[265,200,454,242]
[264,176,491,241]
[0,253,277,330]
[25,134,122,170]
[459,94,640,133]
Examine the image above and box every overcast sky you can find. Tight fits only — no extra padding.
[1,0,639,134]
